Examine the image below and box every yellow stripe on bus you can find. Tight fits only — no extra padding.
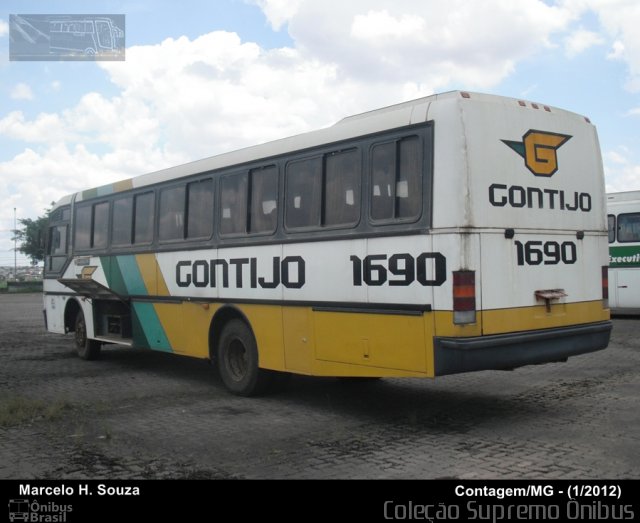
[135,299,609,376]
[480,300,609,335]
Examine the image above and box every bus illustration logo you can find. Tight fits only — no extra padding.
[8,500,29,522]
[502,130,572,177]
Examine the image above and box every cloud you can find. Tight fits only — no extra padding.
[605,162,640,193]
[280,0,571,89]
[98,31,345,160]
[10,83,34,100]
[606,150,628,164]
[351,10,426,41]
[564,28,605,57]
[252,0,302,31]
[563,0,640,91]
[608,40,625,60]
[0,111,68,142]
[0,19,8,38]
[603,147,640,192]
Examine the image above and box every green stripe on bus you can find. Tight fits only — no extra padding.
[100,256,128,295]
[96,185,114,197]
[116,255,149,295]
[609,246,640,268]
[132,302,173,352]
[117,256,172,352]
[100,255,173,351]
[82,188,98,200]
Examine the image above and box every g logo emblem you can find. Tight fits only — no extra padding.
[502,130,571,177]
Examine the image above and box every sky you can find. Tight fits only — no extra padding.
[1,0,639,265]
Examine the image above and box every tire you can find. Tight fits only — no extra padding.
[217,319,272,396]
[75,309,101,360]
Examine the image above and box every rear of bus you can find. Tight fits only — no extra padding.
[429,92,611,375]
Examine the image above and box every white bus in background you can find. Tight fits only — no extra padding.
[43,91,611,396]
[607,190,640,313]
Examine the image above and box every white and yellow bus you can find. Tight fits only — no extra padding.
[607,190,640,313]
[43,91,612,395]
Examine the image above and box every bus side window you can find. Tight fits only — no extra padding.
[187,178,213,239]
[159,186,185,242]
[220,173,248,235]
[74,201,109,250]
[49,225,67,255]
[397,136,422,219]
[112,196,133,246]
[134,192,155,244]
[92,201,109,249]
[286,157,322,229]
[371,142,395,220]
[608,214,616,243]
[370,135,422,222]
[47,223,68,272]
[324,149,360,227]
[249,166,278,234]
[618,212,640,243]
[74,205,91,249]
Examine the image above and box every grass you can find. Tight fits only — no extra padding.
[0,395,73,427]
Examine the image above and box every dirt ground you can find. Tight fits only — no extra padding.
[1,293,638,479]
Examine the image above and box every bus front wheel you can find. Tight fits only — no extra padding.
[75,309,101,360]
[217,319,271,396]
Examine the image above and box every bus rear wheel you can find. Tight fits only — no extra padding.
[75,309,101,360]
[217,319,272,396]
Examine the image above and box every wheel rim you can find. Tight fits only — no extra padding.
[226,338,248,381]
[75,318,86,348]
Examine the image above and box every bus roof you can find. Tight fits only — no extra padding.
[57,90,592,207]
[607,190,640,203]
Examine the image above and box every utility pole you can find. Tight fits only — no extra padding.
[14,207,17,281]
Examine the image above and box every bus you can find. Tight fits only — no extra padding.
[49,17,124,56]
[8,500,29,522]
[607,190,640,313]
[43,91,612,396]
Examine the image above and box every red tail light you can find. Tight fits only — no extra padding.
[453,270,476,324]
[602,266,609,308]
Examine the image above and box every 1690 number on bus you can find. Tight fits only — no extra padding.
[514,240,577,266]
[350,253,447,286]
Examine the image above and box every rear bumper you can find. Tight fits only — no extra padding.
[434,321,612,376]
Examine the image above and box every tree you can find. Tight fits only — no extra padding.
[13,211,50,265]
